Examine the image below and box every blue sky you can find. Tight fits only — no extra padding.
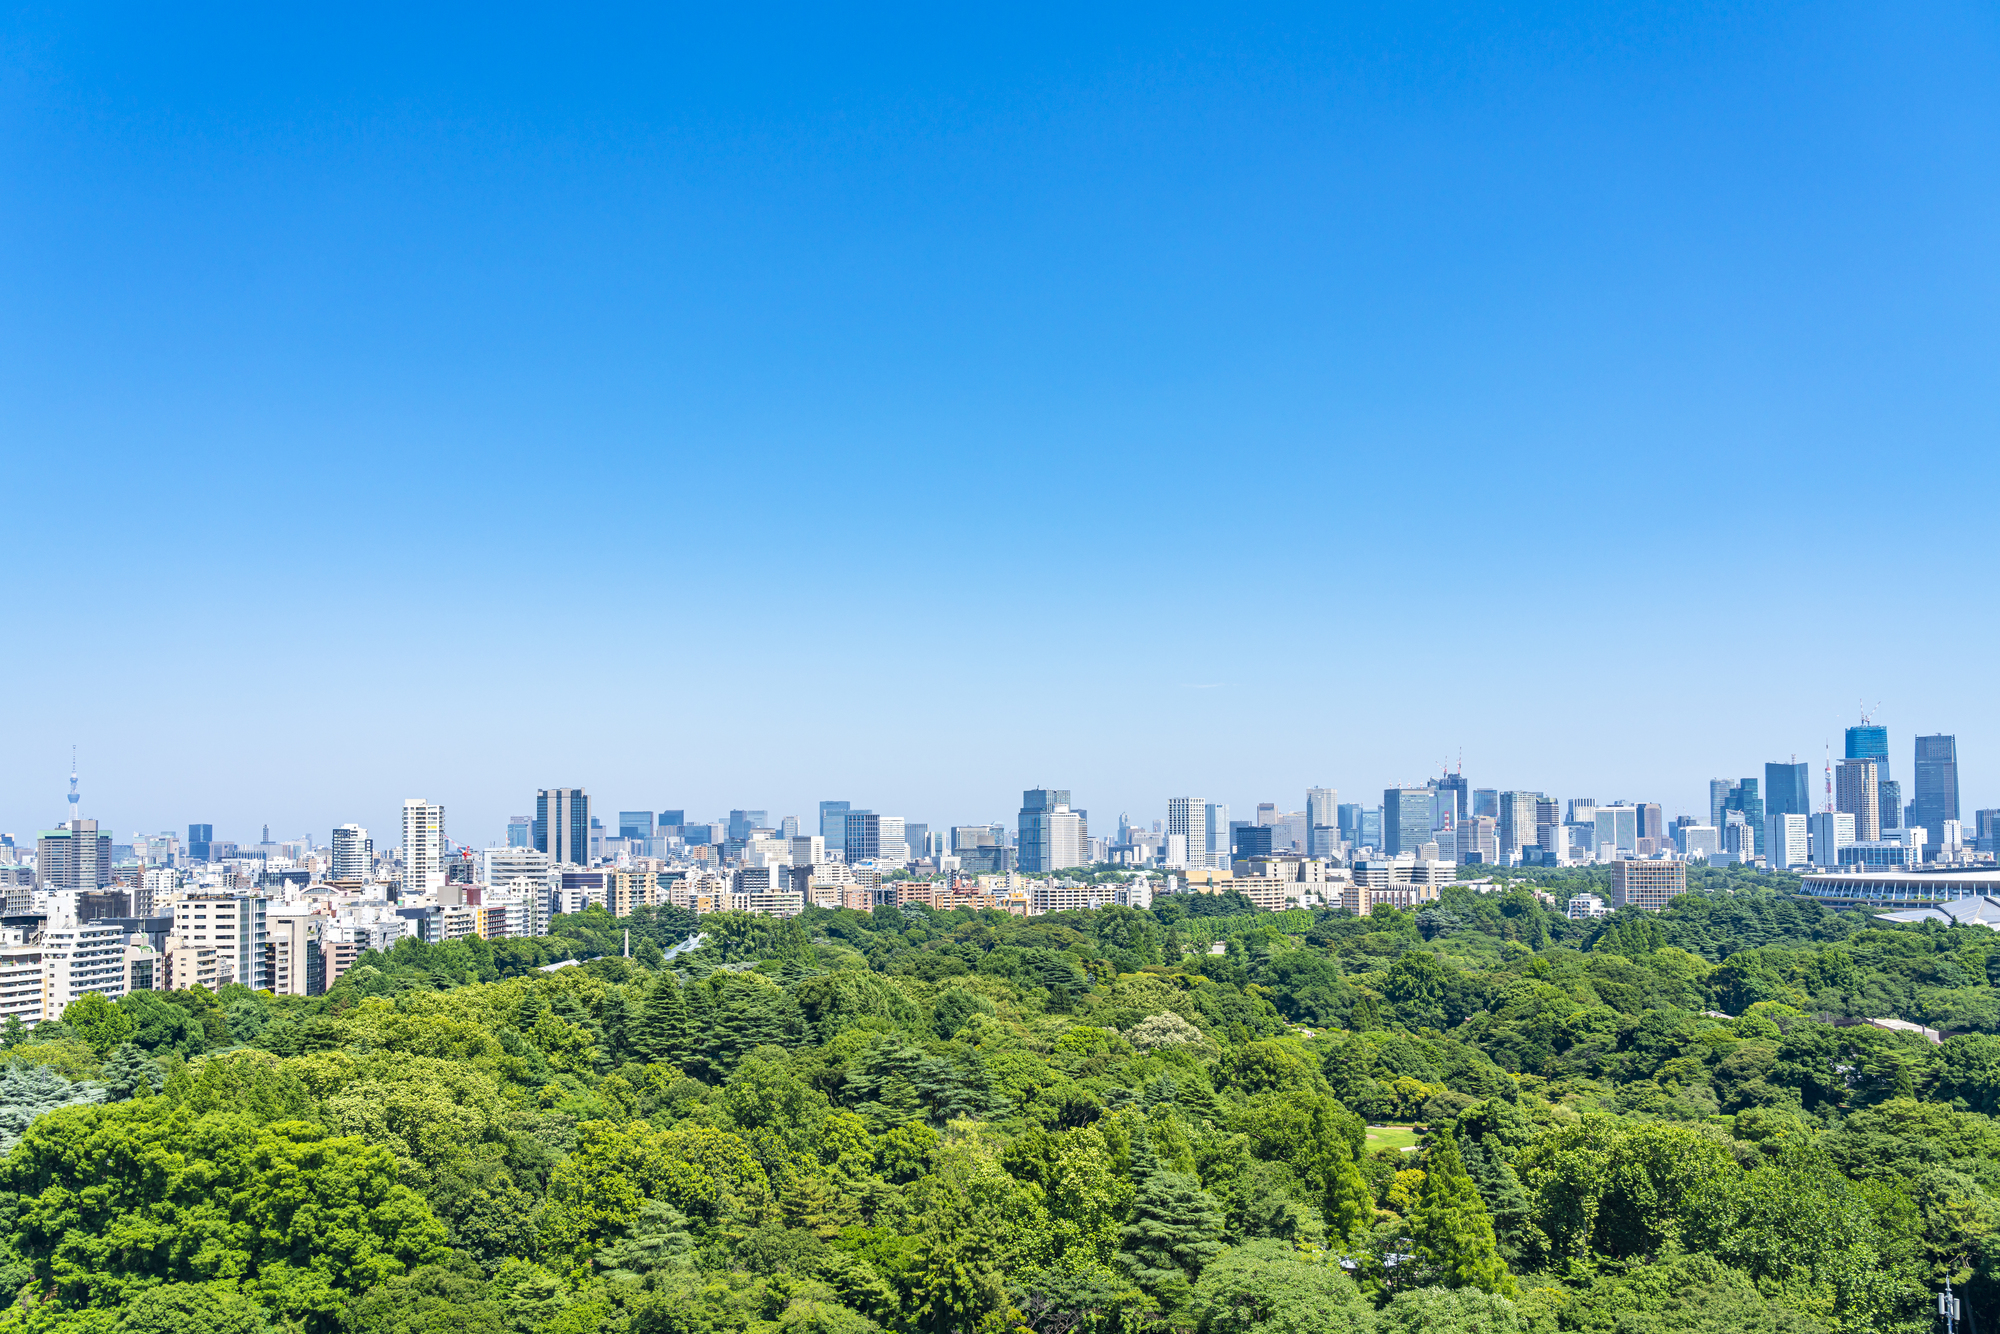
[4,3,1997,849]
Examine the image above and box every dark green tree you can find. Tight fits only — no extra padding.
[1408,1129,1515,1296]
[628,977,690,1066]
[1118,1171,1225,1297]
[101,1042,162,1101]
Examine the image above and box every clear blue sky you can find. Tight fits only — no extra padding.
[4,3,1997,849]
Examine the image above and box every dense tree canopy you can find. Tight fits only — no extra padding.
[0,878,1991,1331]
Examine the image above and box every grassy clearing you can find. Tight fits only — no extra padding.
[1366,1124,1421,1153]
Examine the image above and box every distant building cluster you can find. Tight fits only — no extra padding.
[0,712,1983,1021]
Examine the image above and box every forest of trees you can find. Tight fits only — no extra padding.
[1,870,1998,1333]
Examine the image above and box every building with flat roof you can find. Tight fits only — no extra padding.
[1609,859,1687,910]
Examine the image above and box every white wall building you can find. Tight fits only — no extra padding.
[401,800,447,897]
[331,824,373,882]
[1765,812,1810,870]
[1811,811,1858,868]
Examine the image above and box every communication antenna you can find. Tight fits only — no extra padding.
[67,747,79,821]
[1824,743,1833,814]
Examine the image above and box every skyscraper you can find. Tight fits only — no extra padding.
[37,821,111,891]
[843,811,881,862]
[1913,734,1960,847]
[1166,798,1206,870]
[619,811,656,841]
[187,823,214,862]
[1497,791,1539,862]
[330,824,372,882]
[1723,779,1764,853]
[1764,762,1811,819]
[401,799,447,896]
[1708,779,1737,832]
[1384,787,1434,857]
[1846,722,1898,832]
[1432,774,1469,828]
[1306,787,1338,859]
[506,815,532,848]
[1835,760,1880,841]
[728,810,768,840]
[535,788,589,865]
[1018,789,1086,873]
[818,801,850,841]
[1205,802,1231,865]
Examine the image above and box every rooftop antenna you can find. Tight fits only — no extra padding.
[1824,742,1833,814]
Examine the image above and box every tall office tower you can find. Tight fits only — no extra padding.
[1810,811,1857,867]
[1569,798,1597,826]
[727,810,768,841]
[1205,802,1231,866]
[843,812,882,862]
[1232,824,1274,859]
[1536,797,1562,834]
[1914,734,1960,847]
[1846,722,1889,764]
[1707,779,1737,832]
[878,817,910,864]
[1166,798,1206,868]
[1765,812,1810,869]
[1497,791,1539,862]
[1359,807,1383,848]
[1384,788,1434,857]
[535,788,589,865]
[1764,762,1811,818]
[1432,773,1469,828]
[506,815,532,848]
[1306,788,1338,858]
[187,823,214,862]
[37,821,111,890]
[1722,779,1765,853]
[657,810,686,831]
[1633,803,1664,842]
[1460,815,1499,864]
[780,815,800,840]
[330,824,372,882]
[1844,722,1897,830]
[1592,805,1638,856]
[818,801,850,841]
[1471,789,1499,819]
[400,800,447,896]
[1336,803,1362,841]
[790,835,827,865]
[1879,779,1904,831]
[619,811,656,841]
[1835,760,1881,841]
[1017,789,1086,873]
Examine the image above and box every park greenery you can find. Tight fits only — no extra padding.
[0,871,1998,1332]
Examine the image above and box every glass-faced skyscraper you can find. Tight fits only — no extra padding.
[535,788,589,865]
[1846,723,1900,830]
[1384,787,1435,857]
[1764,762,1811,818]
[1914,734,1960,847]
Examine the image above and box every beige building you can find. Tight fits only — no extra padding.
[1836,759,1882,842]
[1610,859,1688,910]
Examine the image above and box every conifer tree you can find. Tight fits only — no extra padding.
[1118,1170,1225,1293]
[627,977,689,1067]
[1408,1128,1515,1296]
[100,1043,160,1102]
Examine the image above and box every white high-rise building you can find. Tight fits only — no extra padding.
[1765,812,1810,869]
[1167,798,1205,869]
[401,800,447,897]
[878,816,909,864]
[331,824,372,883]
[480,846,553,900]
[1810,811,1857,867]
[790,835,827,865]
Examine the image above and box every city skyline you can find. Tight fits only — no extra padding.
[14,715,1976,858]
